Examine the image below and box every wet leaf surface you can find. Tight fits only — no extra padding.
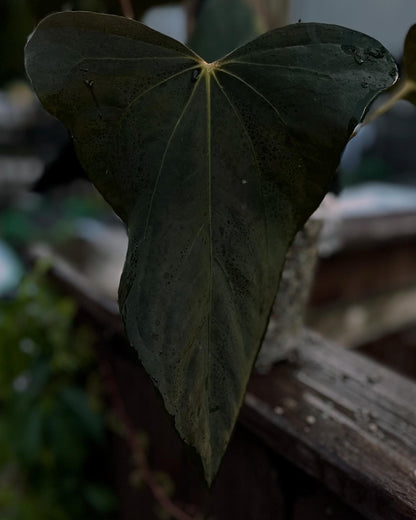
[25,12,397,483]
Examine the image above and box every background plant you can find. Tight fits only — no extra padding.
[0,263,116,519]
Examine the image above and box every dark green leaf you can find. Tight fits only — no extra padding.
[25,12,397,483]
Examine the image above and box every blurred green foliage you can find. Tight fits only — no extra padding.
[341,156,393,188]
[0,188,113,247]
[0,0,179,86]
[0,1,34,85]
[1,0,261,86]
[27,0,119,21]
[27,0,178,22]
[0,263,116,519]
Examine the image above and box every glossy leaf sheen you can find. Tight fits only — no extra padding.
[25,12,397,483]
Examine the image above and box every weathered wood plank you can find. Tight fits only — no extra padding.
[244,331,416,520]
[35,249,416,519]
[307,284,416,347]
[334,212,416,251]
[310,209,416,309]
[359,325,416,380]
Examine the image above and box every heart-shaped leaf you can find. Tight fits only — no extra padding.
[25,12,397,483]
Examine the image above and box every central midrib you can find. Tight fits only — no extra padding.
[205,68,213,438]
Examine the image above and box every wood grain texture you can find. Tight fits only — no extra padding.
[35,249,416,518]
[245,330,416,520]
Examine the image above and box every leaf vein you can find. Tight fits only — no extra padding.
[80,55,196,63]
[217,68,288,128]
[170,223,206,286]
[119,64,200,125]
[224,42,325,61]
[222,60,333,79]
[142,73,205,240]
[205,70,213,422]
[212,72,270,268]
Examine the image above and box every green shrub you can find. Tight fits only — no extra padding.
[0,263,116,519]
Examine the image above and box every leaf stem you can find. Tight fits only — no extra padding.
[118,0,135,19]
[361,79,416,129]
[98,356,198,520]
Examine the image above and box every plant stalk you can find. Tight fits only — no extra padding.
[363,79,416,127]
[118,0,135,19]
[98,357,197,520]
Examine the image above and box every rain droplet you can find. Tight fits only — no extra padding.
[341,44,355,55]
[367,47,385,59]
[367,373,381,385]
[361,81,369,88]
[342,45,365,65]
[191,68,201,83]
[354,51,364,65]
[283,397,297,409]
[369,422,378,433]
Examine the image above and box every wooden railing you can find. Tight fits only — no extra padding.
[38,244,416,520]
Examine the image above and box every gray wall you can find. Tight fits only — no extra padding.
[288,0,416,58]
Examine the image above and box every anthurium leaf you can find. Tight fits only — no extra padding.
[25,12,397,483]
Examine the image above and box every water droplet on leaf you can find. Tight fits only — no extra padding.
[191,69,201,83]
[367,47,385,59]
[354,52,364,65]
